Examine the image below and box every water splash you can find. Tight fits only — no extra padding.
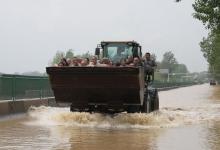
[25,105,220,129]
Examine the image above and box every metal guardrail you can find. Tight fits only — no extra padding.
[152,81,196,88]
[0,74,54,101]
[0,73,197,101]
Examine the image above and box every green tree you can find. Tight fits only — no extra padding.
[50,50,94,65]
[193,0,220,80]
[200,31,220,75]
[162,51,177,64]
[160,51,178,73]
[193,0,220,31]
[173,64,188,73]
[50,49,75,65]
[65,49,74,59]
[51,51,65,65]
[159,51,189,73]
[77,51,93,59]
[200,32,215,68]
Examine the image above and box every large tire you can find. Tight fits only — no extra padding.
[148,89,159,112]
[154,90,159,110]
[70,104,76,112]
[141,91,150,113]
[127,105,141,113]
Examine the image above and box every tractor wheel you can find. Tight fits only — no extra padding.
[141,91,150,113]
[70,104,75,112]
[127,105,140,113]
[154,90,159,110]
[149,89,159,112]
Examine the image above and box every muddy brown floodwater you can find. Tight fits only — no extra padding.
[0,84,220,150]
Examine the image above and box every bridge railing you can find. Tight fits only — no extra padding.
[0,74,54,101]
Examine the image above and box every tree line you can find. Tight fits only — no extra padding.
[192,0,220,79]
[51,49,189,74]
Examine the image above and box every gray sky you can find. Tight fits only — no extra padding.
[0,0,208,74]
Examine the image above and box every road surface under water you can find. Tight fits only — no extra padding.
[0,84,220,150]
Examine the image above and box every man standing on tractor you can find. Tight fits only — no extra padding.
[143,52,157,83]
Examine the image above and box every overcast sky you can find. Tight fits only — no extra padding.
[0,0,208,74]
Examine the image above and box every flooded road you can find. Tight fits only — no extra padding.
[0,84,220,150]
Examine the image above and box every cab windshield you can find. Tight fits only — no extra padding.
[103,43,133,63]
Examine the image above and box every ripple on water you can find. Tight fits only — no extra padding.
[24,105,220,129]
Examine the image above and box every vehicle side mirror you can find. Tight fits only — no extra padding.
[95,48,100,56]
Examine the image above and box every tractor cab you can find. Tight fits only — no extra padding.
[95,41,142,64]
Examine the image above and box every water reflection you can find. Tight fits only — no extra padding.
[51,126,160,150]
[206,121,220,150]
[0,84,220,150]
[209,85,220,102]
[206,85,220,150]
